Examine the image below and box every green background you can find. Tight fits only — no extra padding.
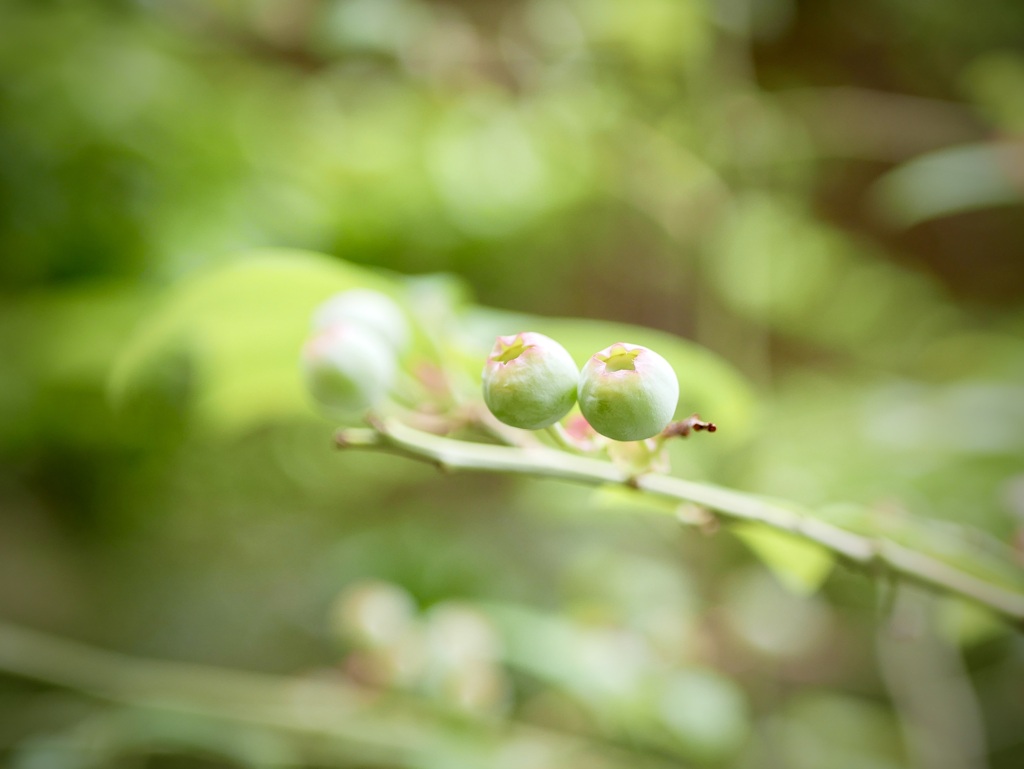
[1,1,1023,767]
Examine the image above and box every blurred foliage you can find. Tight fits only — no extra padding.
[1,1,1023,768]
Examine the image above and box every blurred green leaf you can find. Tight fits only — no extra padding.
[731,522,835,595]
[487,602,748,762]
[656,668,750,762]
[109,250,403,434]
[705,195,956,360]
[762,691,907,769]
[937,596,1008,647]
[870,142,1024,228]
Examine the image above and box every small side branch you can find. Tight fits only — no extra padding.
[662,414,717,438]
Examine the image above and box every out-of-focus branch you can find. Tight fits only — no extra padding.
[779,87,987,161]
[0,621,676,769]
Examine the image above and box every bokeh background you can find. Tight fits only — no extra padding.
[2,0,1023,767]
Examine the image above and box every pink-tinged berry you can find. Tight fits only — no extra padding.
[312,289,410,352]
[577,343,679,441]
[482,332,578,430]
[302,323,397,418]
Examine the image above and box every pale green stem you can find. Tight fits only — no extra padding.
[542,422,594,453]
[342,419,1024,625]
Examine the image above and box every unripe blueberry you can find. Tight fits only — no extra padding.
[482,332,578,430]
[578,343,679,441]
[312,289,410,352]
[302,324,397,417]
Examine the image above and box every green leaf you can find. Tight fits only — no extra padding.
[109,249,403,435]
[657,668,750,761]
[870,142,1024,228]
[731,522,835,595]
[938,596,1008,647]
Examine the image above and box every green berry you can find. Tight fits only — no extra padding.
[578,342,679,441]
[302,324,397,418]
[313,289,409,352]
[482,332,578,430]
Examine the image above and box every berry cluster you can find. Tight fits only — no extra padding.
[482,332,680,442]
[301,291,690,446]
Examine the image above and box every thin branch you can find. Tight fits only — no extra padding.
[338,419,1024,625]
[0,621,679,769]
